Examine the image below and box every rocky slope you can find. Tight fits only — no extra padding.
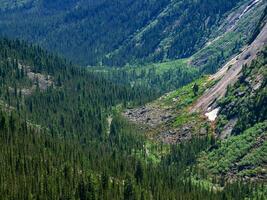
[123,76,215,143]
[124,3,267,142]
[195,45,267,181]
[123,11,267,181]
[191,20,267,114]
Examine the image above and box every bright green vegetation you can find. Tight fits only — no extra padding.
[162,76,211,107]
[167,77,210,128]
[134,140,170,164]
[92,59,200,95]
[198,122,267,177]
[159,76,216,128]
[0,0,246,66]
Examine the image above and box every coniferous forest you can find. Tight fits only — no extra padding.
[0,1,267,200]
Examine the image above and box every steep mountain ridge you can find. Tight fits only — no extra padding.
[191,0,266,73]
[191,20,267,113]
[91,1,266,99]
[106,0,256,66]
[0,0,253,66]
[197,47,267,181]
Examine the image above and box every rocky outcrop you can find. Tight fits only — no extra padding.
[191,21,267,113]
[218,118,238,139]
[18,63,54,95]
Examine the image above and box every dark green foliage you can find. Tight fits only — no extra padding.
[134,161,144,184]
[1,109,263,199]
[0,38,158,137]
[193,83,199,96]
[0,25,266,199]
[124,175,136,200]
[249,5,267,44]
[0,0,244,66]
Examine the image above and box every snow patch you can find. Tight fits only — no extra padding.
[205,108,220,121]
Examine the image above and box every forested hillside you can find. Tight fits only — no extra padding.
[121,21,267,198]
[0,37,266,199]
[86,0,265,97]
[0,1,267,199]
[0,38,157,136]
[0,0,250,66]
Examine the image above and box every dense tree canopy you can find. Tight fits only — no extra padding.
[0,0,245,66]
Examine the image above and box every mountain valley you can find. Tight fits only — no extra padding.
[0,0,266,199]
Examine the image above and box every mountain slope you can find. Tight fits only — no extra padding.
[2,37,265,200]
[0,0,254,66]
[123,16,267,183]
[198,47,267,181]
[0,1,266,199]
[90,1,266,98]
[191,19,267,113]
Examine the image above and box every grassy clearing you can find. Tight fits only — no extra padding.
[89,58,200,95]
[154,75,216,128]
[162,76,209,106]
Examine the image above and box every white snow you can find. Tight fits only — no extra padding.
[205,108,220,121]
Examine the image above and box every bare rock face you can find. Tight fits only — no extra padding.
[27,71,53,91]
[218,118,238,139]
[191,21,267,113]
[251,74,264,91]
[124,102,210,144]
[123,91,209,144]
[156,121,209,144]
